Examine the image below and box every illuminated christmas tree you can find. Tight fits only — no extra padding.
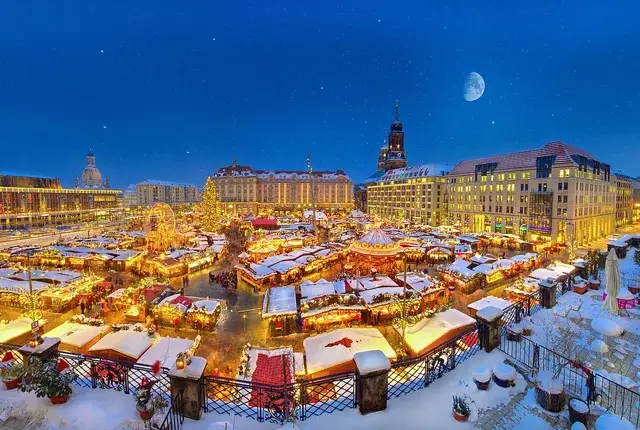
[201,176,222,232]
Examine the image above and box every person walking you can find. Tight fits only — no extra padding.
[80,299,86,315]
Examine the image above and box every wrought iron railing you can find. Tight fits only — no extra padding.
[388,325,481,399]
[203,371,356,424]
[0,343,25,364]
[156,389,185,430]
[500,328,640,427]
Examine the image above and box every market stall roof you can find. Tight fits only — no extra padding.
[238,252,250,259]
[261,255,291,267]
[426,246,452,255]
[0,317,46,343]
[107,288,127,299]
[160,294,193,312]
[187,299,221,314]
[397,309,476,356]
[359,286,408,304]
[355,275,398,291]
[303,328,396,376]
[44,322,109,349]
[251,218,278,228]
[467,296,512,312]
[358,228,394,246]
[546,261,576,275]
[11,269,81,285]
[0,277,51,293]
[399,273,438,292]
[137,336,195,368]
[235,263,276,279]
[262,286,297,318]
[510,252,538,262]
[269,260,303,274]
[300,280,336,300]
[0,268,18,278]
[349,228,401,257]
[88,330,155,360]
[529,268,565,281]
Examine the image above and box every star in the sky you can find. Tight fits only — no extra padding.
[491,121,495,125]
[103,125,107,129]
[100,49,104,53]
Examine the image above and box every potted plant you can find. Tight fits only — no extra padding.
[520,318,533,336]
[573,281,588,295]
[568,397,590,426]
[19,358,76,404]
[135,379,168,421]
[506,323,523,342]
[452,395,471,422]
[1,362,25,390]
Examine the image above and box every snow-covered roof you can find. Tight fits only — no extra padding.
[400,273,437,292]
[262,286,297,317]
[0,277,51,293]
[529,268,565,281]
[11,269,82,285]
[546,261,576,275]
[235,263,276,279]
[89,331,154,360]
[187,299,221,314]
[300,280,336,300]
[357,229,394,246]
[44,322,109,348]
[303,210,328,221]
[355,276,398,291]
[303,328,396,375]
[269,260,303,274]
[467,296,512,312]
[137,337,195,368]
[376,164,451,181]
[359,286,407,304]
[397,309,476,355]
[0,317,46,343]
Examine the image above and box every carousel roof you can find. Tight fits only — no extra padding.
[349,228,401,256]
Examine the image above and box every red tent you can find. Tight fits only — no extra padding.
[251,218,278,229]
[170,295,193,308]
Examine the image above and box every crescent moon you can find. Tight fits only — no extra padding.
[464,72,485,102]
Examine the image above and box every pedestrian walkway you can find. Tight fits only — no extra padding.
[0,417,39,430]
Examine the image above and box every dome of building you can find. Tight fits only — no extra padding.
[81,150,103,188]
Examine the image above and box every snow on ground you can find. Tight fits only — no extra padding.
[185,350,527,430]
[0,384,154,430]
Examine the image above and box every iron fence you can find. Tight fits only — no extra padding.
[500,328,640,427]
[57,351,171,399]
[203,371,356,424]
[500,289,542,331]
[156,390,185,430]
[388,325,481,399]
[0,343,24,365]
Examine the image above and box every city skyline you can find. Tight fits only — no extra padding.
[1,2,640,188]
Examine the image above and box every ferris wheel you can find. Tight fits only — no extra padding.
[144,203,176,251]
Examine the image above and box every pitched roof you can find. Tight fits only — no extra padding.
[448,141,595,176]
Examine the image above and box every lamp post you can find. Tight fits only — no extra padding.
[26,250,43,346]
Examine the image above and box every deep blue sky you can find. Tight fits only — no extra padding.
[1,2,639,189]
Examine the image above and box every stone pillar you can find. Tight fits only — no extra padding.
[475,306,503,353]
[353,350,390,415]
[168,356,207,420]
[18,337,61,365]
[539,278,557,309]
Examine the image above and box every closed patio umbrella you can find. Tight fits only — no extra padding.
[603,249,620,315]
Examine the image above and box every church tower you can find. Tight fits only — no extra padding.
[384,102,407,170]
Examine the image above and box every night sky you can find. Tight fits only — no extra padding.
[1,2,639,189]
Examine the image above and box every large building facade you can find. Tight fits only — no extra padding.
[0,174,122,228]
[614,173,634,227]
[211,162,353,215]
[367,164,449,225]
[135,180,199,206]
[446,141,616,246]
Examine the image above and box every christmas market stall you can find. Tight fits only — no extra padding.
[467,296,512,318]
[303,327,397,378]
[355,275,419,324]
[43,318,109,354]
[396,309,476,357]
[299,280,365,332]
[261,286,297,336]
[186,299,221,331]
[347,228,401,275]
[235,262,277,291]
[424,245,453,263]
[396,272,447,312]
[0,317,47,345]
[504,277,540,303]
[0,277,51,310]
[509,252,539,271]
[151,294,193,328]
[88,328,156,361]
[437,259,486,293]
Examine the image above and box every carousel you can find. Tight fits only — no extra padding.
[346,229,401,275]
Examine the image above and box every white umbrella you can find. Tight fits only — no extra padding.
[603,249,620,315]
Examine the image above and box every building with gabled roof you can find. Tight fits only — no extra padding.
[446,141,616,247]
